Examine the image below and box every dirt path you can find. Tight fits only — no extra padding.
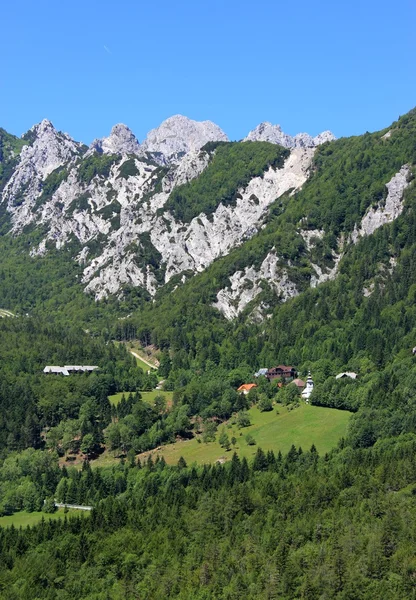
[129,350,158,369]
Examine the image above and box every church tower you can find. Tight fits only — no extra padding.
[301,371,314,402]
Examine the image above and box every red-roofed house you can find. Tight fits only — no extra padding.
[237,383,258,395]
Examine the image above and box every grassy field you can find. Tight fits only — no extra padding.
[109,390,173,406]
[144,403,351,466]
[0,508,85,528]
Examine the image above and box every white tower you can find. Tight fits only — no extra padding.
[301,371,314,402]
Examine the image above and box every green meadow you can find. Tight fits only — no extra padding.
[0,508,85,528]
[108,390,173,406]
[149,403,351,466]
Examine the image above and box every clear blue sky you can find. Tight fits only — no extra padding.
[1,0,414,144]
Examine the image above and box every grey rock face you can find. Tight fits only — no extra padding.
[245,122,335,148]
[214,250,299,320]
[353,165,411,239]
[2,119,82,221]
[88,123,141,156]
[141,115,229,162]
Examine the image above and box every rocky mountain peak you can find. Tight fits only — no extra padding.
[18,119,81,174]
[141,114,229,163]
[88,123,141,156]
[245,122,293,147]
[1,120,82,213]
[313,130,336,145]
[245,122,335,148]
[30,118,55,135]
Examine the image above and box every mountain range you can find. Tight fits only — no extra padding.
[0,115,335,307]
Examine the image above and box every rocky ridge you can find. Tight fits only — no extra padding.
[1,114,340,307]
[245,122,335,148]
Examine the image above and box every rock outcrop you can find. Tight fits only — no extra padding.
[244,122,335,148]
[214,251,299,320]
[2,119,83,222]
[88,124,141,156]
[141,115,228,163]
[352,165,411,240]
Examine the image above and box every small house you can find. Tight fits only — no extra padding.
[64,366,99,373]
[237,383,258,395]
[292,378,305,390]
[335,372,357,380]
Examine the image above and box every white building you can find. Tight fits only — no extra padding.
[301,372,314,402]
[335,372,357,380]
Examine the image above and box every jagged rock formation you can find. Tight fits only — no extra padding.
[2,119,83,220]
[141,115,228,163]
[82,146,313,299]
[244,122,335,148]
[0,113,316,300]
[88,124,141,156]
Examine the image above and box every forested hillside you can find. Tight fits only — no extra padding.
[1,436,416,599]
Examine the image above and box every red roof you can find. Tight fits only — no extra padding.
[237,383,258,392]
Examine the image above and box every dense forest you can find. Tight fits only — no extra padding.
[0,109,415,598]
[1,435,416,599]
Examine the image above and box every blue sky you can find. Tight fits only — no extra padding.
[1,0,414,144]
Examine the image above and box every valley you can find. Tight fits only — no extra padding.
[0,107,415,599]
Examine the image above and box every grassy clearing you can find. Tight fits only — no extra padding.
[109,390,173,407]
[124,341,159,369]
[131,353,157,373]
[0,508,84,528]
[145,403,351,466]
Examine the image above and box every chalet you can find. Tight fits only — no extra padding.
[266,365,297,382]
[237,383,258,395]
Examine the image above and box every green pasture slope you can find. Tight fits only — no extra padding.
[151,403,351,465]
[0,508,84,528]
